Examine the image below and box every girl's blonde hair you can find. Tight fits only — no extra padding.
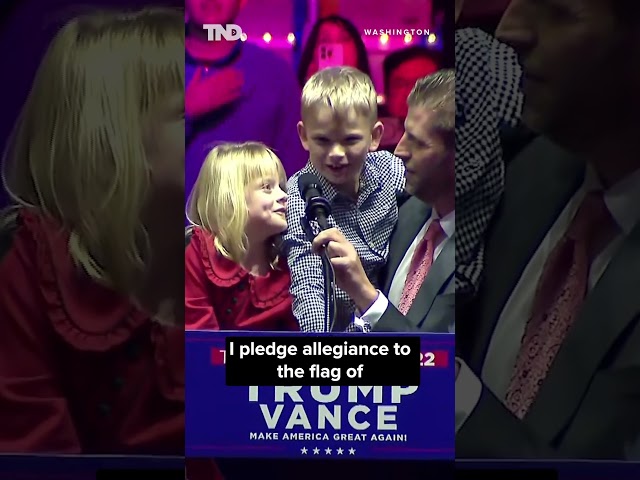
[1,8,184,294]
[187,142,287,267]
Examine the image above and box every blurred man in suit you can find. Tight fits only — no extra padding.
[313,70,455,333]
[379,47,441,152]
[383,47,440,122]
[456,0,640,459]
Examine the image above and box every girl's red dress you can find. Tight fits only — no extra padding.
[185,226,298,331]
[183,227,297,479]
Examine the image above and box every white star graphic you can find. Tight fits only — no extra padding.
[313,447,320,455]
[336,448,344,455]
[348,447,356,455]
[301,447,308,455]
[325,447,332,455]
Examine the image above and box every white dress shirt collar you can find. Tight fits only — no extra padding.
[583,166,640,234]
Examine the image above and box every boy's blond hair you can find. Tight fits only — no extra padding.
[187,142,287,268]
[1,8,184,294]
[301,66,378,124]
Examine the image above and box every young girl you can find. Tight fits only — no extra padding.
[0,8,185,454]
[185,142,298,331]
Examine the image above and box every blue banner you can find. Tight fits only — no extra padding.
[186,331,455,460]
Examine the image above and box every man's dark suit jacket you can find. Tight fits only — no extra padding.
[373,196,455,333]
[456,136,640,459]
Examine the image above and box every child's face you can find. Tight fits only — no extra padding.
[143,90,185,225]
[298,106,383,198]
[139,90,185,291]
[145,91,184,191]
[245,175,288,242]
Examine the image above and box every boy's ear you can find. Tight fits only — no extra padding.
[369,121,384,151]
[297,121,310,151]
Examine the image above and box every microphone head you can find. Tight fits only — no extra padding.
[298,173,323,200]
[298,173,331,225]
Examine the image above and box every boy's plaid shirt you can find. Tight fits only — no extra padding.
[283,151,406,332]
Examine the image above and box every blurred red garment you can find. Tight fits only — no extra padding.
[186,458,224,480]
[0,208,184,453]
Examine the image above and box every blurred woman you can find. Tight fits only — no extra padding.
[0,8,185,454]
[297,15,371,87]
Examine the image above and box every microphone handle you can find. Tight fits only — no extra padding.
[305,195,331,231]
[316,211,329,231]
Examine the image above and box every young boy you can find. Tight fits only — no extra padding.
[284,67,406,332]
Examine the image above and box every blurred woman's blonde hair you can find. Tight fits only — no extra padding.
[187,142,287,269]
[1,8,184,294]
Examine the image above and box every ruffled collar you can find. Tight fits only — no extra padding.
[19,208,151,350]
[192,227,291,309]
[16,208,183,400]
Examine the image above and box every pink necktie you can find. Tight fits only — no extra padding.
[398,219,445,315]
[505,192,618,419]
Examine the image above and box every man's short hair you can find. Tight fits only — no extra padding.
[301,66,378,124]
[408,69,455,133]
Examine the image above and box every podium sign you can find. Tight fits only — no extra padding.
[186,331,455,460]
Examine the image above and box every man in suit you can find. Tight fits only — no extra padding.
[455,0,640,459]
[312,70,455,333]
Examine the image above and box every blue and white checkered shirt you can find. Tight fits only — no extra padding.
[284,151,406,332]
[455,28,523,296]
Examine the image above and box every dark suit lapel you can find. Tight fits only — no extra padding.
[408,234,455,330]
[382,197,430,293]
[472,138,585,369]
[526,224,640,443]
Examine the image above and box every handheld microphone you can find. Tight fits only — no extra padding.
[298,173,331,230]
[298,173,336,331]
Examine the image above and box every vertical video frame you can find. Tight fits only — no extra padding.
[0,1,185,479]
[184,1,455,479]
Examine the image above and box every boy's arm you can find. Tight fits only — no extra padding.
[456,28,522,127]
[378,150,406,195]
[489,34,523,127]
[283,179,331,332]
[455,28,522,201]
